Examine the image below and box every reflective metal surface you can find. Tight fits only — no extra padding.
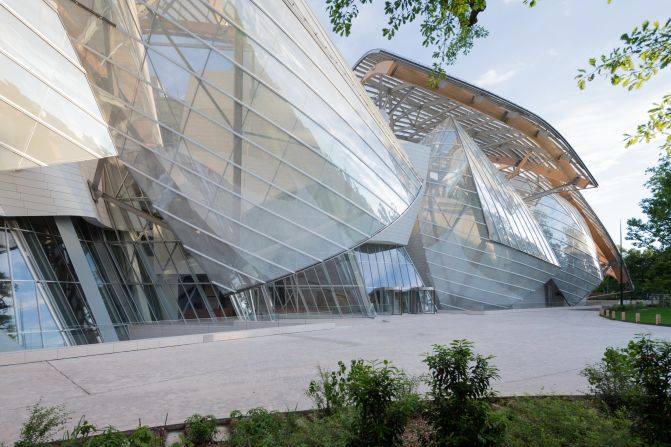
[0,0,115,169]
[408,119,560,310]
[51,0,422,293]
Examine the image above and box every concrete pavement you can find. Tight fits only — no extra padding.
[1,306,670,443]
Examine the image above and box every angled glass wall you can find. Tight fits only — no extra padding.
[51,0,422,294]
[528,194,603,304]
[355,244,425,294]
[0,1,115,170]
[235,251,373,319]
[0,217,100,351]
[408,119,560,310]
[455,122,558,265]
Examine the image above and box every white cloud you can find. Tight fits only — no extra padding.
[475,68,518,87]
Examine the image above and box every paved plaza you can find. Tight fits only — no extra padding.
[2,307,671,442]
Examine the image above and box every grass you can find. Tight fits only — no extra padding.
[603,306,671,326]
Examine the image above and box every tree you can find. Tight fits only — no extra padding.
[577,18,671,154]
[621,248,671,294]
[325,0,524,80]
[627,156,671,250]
[623,155,671,293]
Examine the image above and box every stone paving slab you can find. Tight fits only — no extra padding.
[1,307,670,443]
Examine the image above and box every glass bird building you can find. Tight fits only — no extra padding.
[0,0,627,351]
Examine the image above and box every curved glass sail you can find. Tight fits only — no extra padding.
[51,0,422,293]
[410,119,559,310]
[0,1,115,170]
[530,194,603,304]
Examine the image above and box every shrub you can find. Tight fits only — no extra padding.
[422,340,505,447]
[183,414,217,446]
[306,362,350,414]
[15,402,69,447]
[581,345,639,411]
[87,427,129,447]
[229,408,350,447]
[346,360,419,447]
[503,397,642,447]
[626,335,671,444]
[286,411,350,447]
[61,417,96,447]
[229,408,293,447]
[307,359,419,447]
[583,334,671,445]
[127,426,160,447]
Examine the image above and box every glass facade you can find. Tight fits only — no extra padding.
[0,3,619,352]
[50,0,422,294]
[355,244,425,293]
[0,217,100,351]
[409,119,560,310]
[529,194,603,305]
[0,1,115,169]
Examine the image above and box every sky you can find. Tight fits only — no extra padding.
[307,0,671,248]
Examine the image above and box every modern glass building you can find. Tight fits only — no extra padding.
[0,1,627,351]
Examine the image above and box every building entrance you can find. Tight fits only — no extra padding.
[370,287,437,315]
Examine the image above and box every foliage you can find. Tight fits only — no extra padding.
[229,408,350,447]
[578,18,671,153]
[422,340,505,447]
[346,359,420,447]
[183,414,217,446]
[581,346,639,411]
[307,358,419,447]
[582,334,671,445]
[86,427,129,447]
[127,427,160,447]
[620,248,671,293]
[61,417,96,447]
[503,397,642,447]
[325,0,494,81]
[229,408,295,447]
[627,156,671,251]
[306,362,350,414]
[15,402,70,447]
[626,334,671,444]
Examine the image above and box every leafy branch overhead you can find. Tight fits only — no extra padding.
[578,18,671,153]
[325,0,494,79]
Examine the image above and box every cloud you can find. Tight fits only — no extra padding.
[475,68,518,87]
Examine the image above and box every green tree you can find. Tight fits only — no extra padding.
[627,156,671,250]
[325,0,501,80]
[622,248,671,293]
[577,18,671,154]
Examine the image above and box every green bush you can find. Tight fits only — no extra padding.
[86,427,129,447]
[61,417,96,447]
[306,362,350,415]
[581,346,639,411]
[229,408,292,447]
[287,412,351,447]
[229,408,350,447]
[183,414,217,446]
[346,360,419,447]
[422,340,506,447]
[583,334,671,445]
[503,397,642,447]
[626,335,671,444]
[127,426,159,447]
[307,359,419,447]
[15,402,69,447]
